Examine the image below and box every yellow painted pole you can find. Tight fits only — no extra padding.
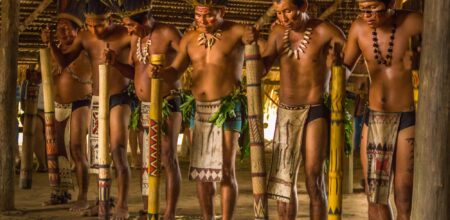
[19,79,39,189]
[328,44,345,220]
[40,48,61,192]
[147,54,165,220]
[98,63,111,219]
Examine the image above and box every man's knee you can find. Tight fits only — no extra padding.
[161,145,177,169]
[394,185,413,213]
[70,143,86,161]
[221,166,236,184]
[305,173,325,203]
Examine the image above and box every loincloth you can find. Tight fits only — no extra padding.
[267,103,310,202]
[188,97,243,182]
[366,109,401,204]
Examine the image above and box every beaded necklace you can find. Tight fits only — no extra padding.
[372,14,396,66]
[136,36,152,64]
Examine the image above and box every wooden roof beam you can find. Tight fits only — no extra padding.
[19,0,53,32]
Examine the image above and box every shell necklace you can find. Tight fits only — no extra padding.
[136,36,152,64]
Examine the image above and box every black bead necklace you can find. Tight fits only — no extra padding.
[371,16,396,66]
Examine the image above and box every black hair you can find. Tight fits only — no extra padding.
[86,0,111,15]
[196,0,228,7]
[273,0,306,7]
[129,11,152,24]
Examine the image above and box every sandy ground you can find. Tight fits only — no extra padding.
[0,154,368,220]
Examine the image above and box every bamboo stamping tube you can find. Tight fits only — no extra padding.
[328,63,345,220]
[245,43,268,220]
[19,81,39,189]
[98,64,111,219]
[147,54,165,220]
[40,48,61,190]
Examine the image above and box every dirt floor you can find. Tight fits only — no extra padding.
[0,153,368,220]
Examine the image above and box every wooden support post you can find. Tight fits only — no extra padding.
[40,48,61,191]
[0,0,19,212]
[147,54,165,220]
[328,44,345,220]
[19,81,40,189]
[98,64,111,220]
[411,0,450,219]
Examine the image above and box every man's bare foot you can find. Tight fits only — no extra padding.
[112,208,129,220]
[42,191,71,206]
[81,198,114,217]
[136,210,146,220]
[69,200,89,212]
[35,166,48,173]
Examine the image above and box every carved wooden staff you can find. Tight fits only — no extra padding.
[245,7,275,220]
[40,48,61,192]
[410,37,421,111]
[98,63,111,219]
[147,54,165,220]
[328,44,345,220]
[19,79,39,189]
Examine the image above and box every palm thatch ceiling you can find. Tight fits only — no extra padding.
[0,0,358,64]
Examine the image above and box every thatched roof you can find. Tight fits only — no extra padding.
[0,0,359,64]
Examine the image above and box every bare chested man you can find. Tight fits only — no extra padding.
[42,0,132,219]
[107,0,183,219]
[343,0,422,219]
[246,0,345,219]
[152,0,257,219]
[42,0,93,211]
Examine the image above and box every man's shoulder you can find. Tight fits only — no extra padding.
[396,10,423,26]
[348,18,366,35]
[154,22,181,36]
[314,19,343,34]
[223,20,245,32]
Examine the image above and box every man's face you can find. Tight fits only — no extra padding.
[56,19,77,44]
[122,17,143,36]
[85,17,110,38]
[273,0,302,29]
[194,6,224,33]
[358,1,390,29]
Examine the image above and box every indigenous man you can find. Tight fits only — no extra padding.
[343,0,422,219]
[42,0,132,219]
[43,0,93,211]
[109,0,183,219]
[248,0,346,219]
[153,0,255,219]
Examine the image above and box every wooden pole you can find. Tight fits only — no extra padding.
[98,64,111,220]
[40,48,61,191]
[19,81,39,189]
[245,7,276,220]
[328,44,345,220]
[147,54,165,220]
[0,0,19,211]
[411,0,450,219]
